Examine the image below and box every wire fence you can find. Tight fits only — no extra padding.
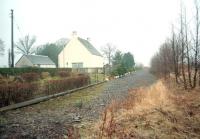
[72,67,105,83]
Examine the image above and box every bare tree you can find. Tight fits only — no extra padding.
[160,42,173,78]
[150,53,161,75]
[184,9,193,88]
[151,0,200,89]
[101,43,116,74]
[0,39,5,56]
[180,3,187,89]
[150,41,174,78]
[198,58,200,86]
[192,0,200,88]
[15,35,36,55]
[171,25,179,83]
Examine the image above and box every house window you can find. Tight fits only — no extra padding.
[72,62,83,68]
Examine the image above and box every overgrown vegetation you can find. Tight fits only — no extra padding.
[40,72,50,79]
[111,51,135,76]
[0,82,38,107]
[82,80,200,138]
[21,72,40,82]
[0,71,90,107]
[45,74,90,95]
[150,0,200,89]
[57,71,71,78]
[101,44,135,76]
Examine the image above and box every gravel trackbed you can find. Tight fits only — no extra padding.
[0,69,156,138]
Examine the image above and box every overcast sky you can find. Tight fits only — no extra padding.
[0,0,193,67]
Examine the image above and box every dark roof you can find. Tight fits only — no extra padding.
[25,55,55,65]
[78,37,102,57]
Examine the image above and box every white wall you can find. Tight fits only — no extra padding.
[15,56,33,67]
[39,65,56,68]
[58,37,103,68]
[16,56,56,68]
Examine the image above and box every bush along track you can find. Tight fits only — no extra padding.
[0,74,90,107]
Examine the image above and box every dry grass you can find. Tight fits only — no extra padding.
[82,80,200,139]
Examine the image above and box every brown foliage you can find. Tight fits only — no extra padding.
[0,82,38,107]
[58,71,71,78]
[99,107,116,139]
[21,72,40,82]
[66,126,81,139]
[40,72,50,79]
[94,80,200,138]
[45,75,90,95]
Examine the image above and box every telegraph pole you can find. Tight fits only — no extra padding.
[11,9,14,67]
[63,45,65,68]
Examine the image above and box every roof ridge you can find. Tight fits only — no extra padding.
[26,54,48,57]
[24,55,55,65]
[77,37,102,57]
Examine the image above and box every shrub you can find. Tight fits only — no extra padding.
[0,74,3,79]
[77,73,85,76]
[111,64,127,76]
[21,72,40,82]
[0,82,38,107]
[13,76,24,83]
[41,72,50,79]
[58,71,71,78]
[0,78,6,85]
[45,75,90,95]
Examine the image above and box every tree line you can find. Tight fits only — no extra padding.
[150,0,200,89]
[101,43,135,76]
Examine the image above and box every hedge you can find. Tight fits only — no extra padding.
[0,74,90,107]
[44,74,90,95]
[0,83,38,107]
[0,67,72,76]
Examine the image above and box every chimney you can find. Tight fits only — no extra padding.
[87,37,90,42]
[71,31,78,39]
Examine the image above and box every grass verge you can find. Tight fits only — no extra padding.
[21,83,105,111]
[81,80,200,139]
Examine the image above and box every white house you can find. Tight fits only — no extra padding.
[15,54,56,68]
[58,32,104,68]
